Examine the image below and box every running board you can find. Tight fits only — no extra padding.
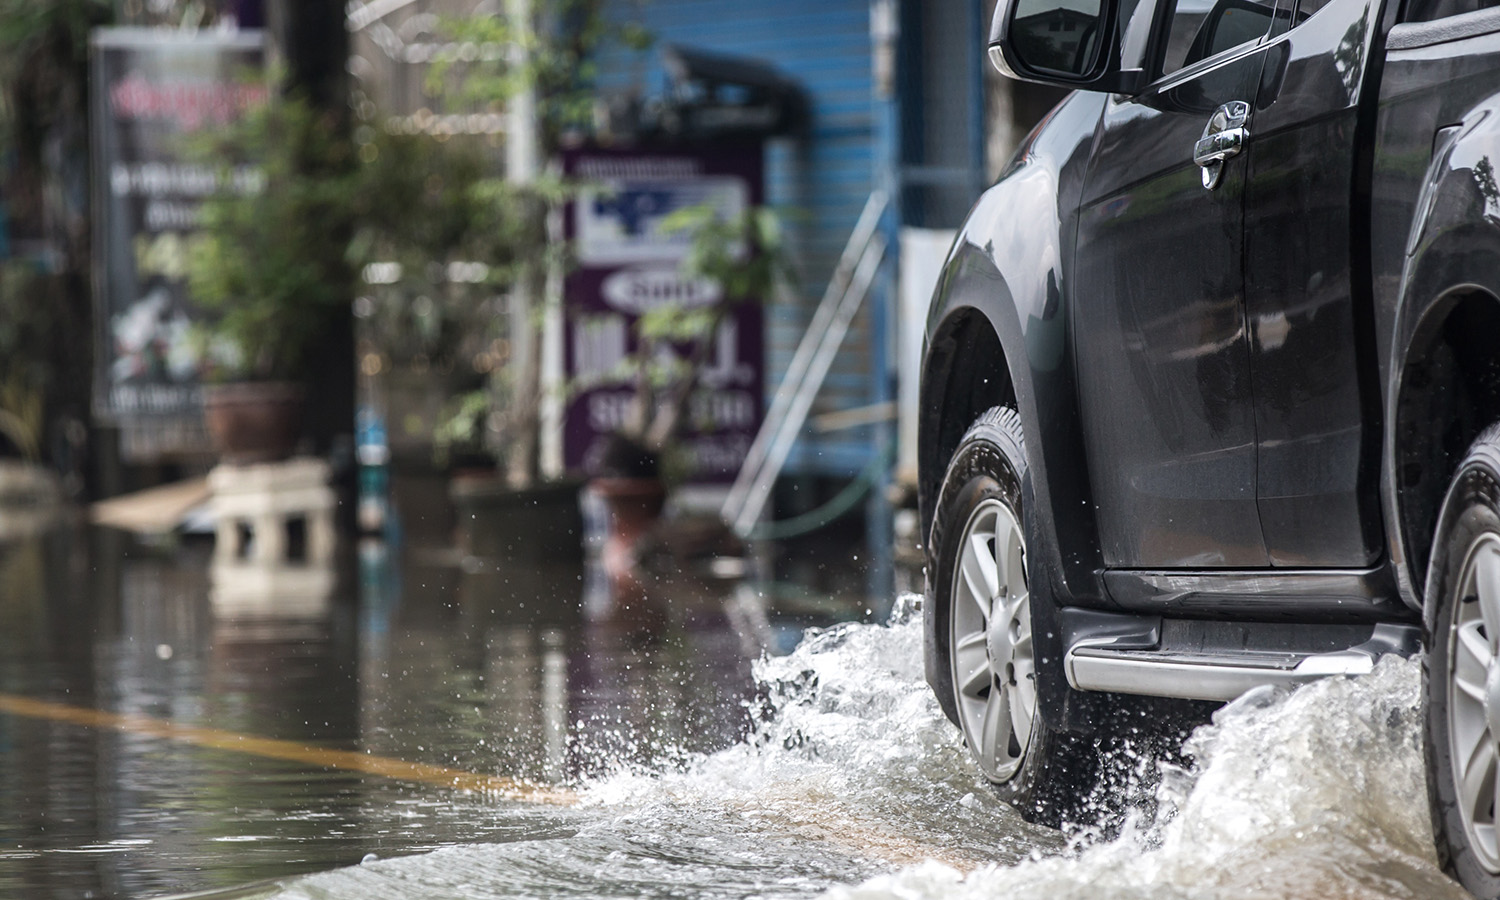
[1064,623,1421,702]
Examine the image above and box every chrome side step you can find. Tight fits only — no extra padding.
[1064,624,1421,702]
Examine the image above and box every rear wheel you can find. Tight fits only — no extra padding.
[930,406,1089,825]
[1426,425,1500,898]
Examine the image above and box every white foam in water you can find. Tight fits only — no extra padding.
[822,653,1470,900]
[255,597,1469,899]
[582,594,1056,869]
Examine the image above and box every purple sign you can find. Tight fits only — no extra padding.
[562,147,765,483]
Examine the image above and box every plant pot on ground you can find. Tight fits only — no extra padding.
[201,381,305,465]
[585,431,667,554]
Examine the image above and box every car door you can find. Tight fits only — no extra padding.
[1241,0,1385,566]
[1073,0,1283,567]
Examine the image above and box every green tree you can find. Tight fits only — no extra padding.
[624,204,790,455]
[186,92,358,381]
[426,0,650,486]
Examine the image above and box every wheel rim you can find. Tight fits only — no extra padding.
[949,496,1035,782]
[1448,532,1500,873]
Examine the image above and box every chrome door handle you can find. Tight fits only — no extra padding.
[1193,127,1246,165]
[1195,100,1250,190]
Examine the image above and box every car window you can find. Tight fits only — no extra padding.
[1160,0,1278,75]
[1119,0,1161,69]
[1403,0,1500,23]
[1292,0,1333,21]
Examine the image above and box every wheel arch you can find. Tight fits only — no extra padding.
[917,219,1103,612]
[918,305,1018,547]
[917,195,1103,734]
[1389,244,1500,615]
[1389,97,1500,613]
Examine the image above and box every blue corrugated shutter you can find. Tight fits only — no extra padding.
[596,0,879,477]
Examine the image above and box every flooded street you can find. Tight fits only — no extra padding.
[10,0,1482,894]
[0,515,1478,900]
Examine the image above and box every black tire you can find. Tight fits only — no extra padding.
[928,406,1091,826]
[1426,424,1500,899]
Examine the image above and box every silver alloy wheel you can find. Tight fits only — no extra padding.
[1448,532,1500,873]
[950,496,1036,782]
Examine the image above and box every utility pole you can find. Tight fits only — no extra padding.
[502,0,549,487]
[266,0,347,108]
[268,0,355,471]
[868,0,901,614]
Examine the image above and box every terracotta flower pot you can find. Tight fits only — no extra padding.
[202,382,306,465]
[590,475,666,581]
[591,477,667,546]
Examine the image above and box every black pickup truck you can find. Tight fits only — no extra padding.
[919,0,1500,891]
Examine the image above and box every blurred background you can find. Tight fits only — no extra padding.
[0,0,1071,604]
[0,1,1069,895]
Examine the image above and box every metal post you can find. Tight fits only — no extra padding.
[502,0,545,486]
[868,0,902,617]
[505,0,540,182]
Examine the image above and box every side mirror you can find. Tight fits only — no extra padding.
[989,0,1148,95]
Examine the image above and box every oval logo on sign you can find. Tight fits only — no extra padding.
[601,267,722,315]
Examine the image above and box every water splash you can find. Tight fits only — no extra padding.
[823,655,1468,900]
[582,595,1057,869]
[244,599,1463,900]
[250,599,1044,900]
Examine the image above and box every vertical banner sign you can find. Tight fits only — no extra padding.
[91,29,267,425]
[562,147,765,484]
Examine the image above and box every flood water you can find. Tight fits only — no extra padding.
[0,510,1479,900]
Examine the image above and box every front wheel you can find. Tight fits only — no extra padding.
[950,492,1036,782]
[1426,424,1500,898]
[930,406,1090,825]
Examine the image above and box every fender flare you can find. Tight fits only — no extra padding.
[1386,98,1500,613]
[918,92,1109,731]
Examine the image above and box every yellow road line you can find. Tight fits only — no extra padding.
[0,693,576,806]
[0,695,985,870]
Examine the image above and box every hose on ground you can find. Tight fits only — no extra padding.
[746,443,895,541]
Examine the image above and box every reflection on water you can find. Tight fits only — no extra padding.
[0,512,850,900]
[1,514,1471,900]
[219,619,1470,900]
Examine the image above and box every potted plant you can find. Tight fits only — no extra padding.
[584,203,789,572]
[426,1,652,488]
[345,126,500,471]
[186,92,357,464]
[412,2,648,567]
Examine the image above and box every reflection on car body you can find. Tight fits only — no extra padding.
[921,0,1500,894]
